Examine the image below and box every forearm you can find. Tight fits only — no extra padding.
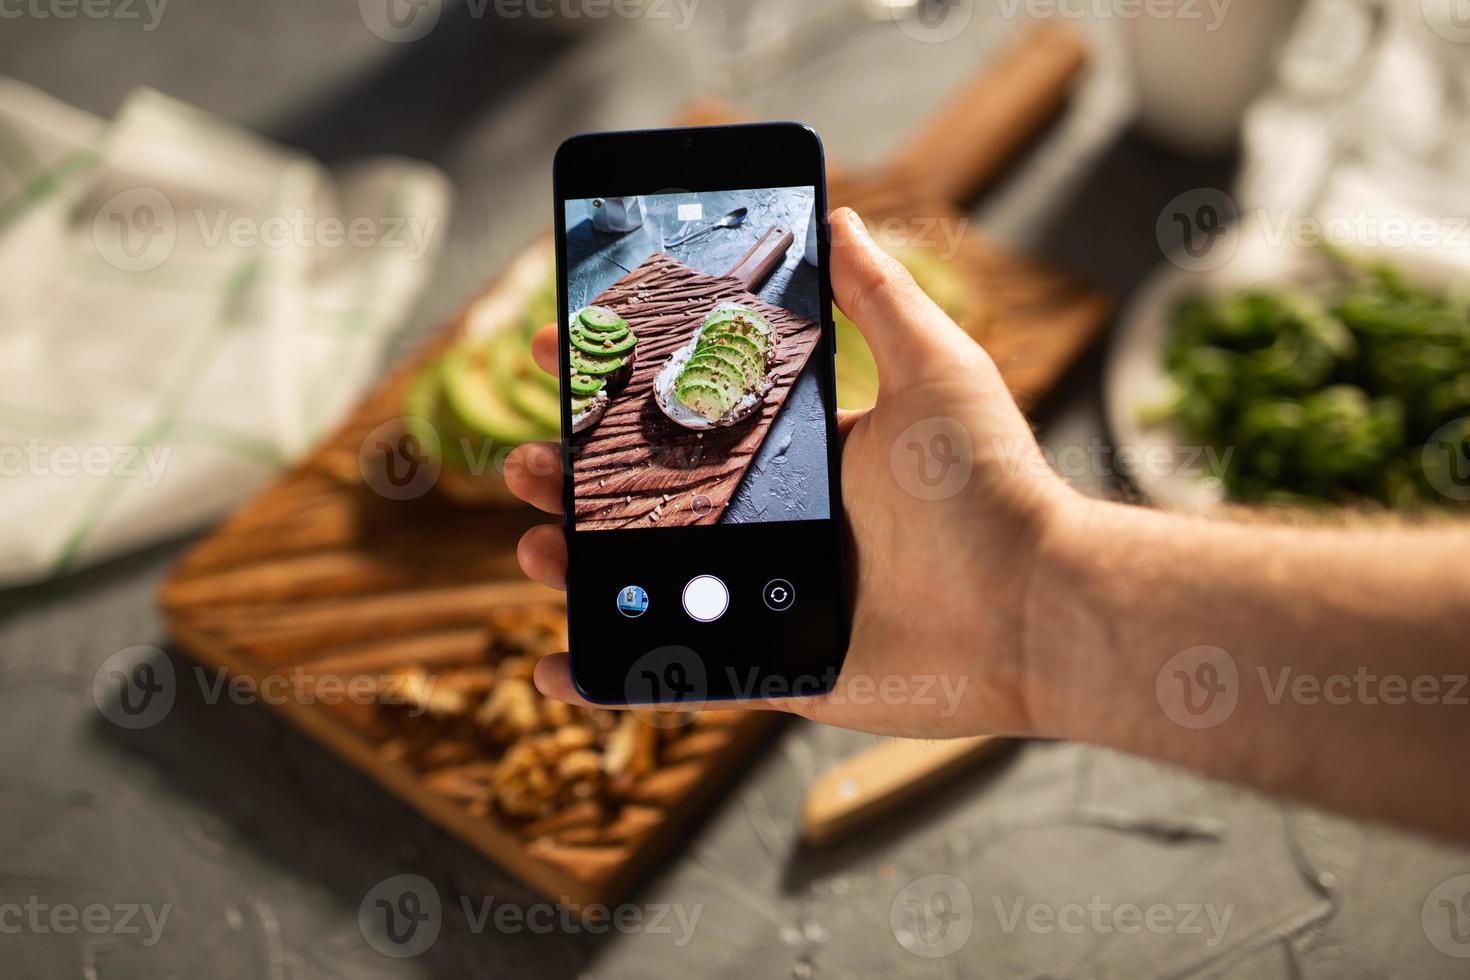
[1025,495,1470,840]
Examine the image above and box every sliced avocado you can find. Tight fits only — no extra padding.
[689,345,758,389]
[403,366,447,462]
[578,307,626,331]
[676,364,742,405]
[675,378,735,421]
[568,372,604,396]
[569,347,625,376]
[441,344,548,446]
[570,394,595,415]
[701,331,763,375]
[682,352,744,390]
[702,311,771,353]
[487,331,560,434]
[571,328,637,358]
[573,320,630,343]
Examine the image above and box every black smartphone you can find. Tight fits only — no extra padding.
[553,123,849,706]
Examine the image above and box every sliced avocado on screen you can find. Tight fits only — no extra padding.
[702,311,771,354]
[571,328,637,358]
[578,307,626,332]
[569,347,625,376]
[568,372,604,396]
[570,394,596,415]
[702,331,763,374]
[677,364,742,405]
[574,322,630,343]
[683,352,744,390]
[441,344,549,447]
[675,378,735,421]
[691,345,758,388]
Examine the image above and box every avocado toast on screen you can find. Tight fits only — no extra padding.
[653,303,777,428]
[567,304,638,435]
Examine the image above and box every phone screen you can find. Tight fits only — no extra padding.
[553,124,848,705]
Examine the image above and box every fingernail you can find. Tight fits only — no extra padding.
[844,208,873,244]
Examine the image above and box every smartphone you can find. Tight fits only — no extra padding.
[553,123,849,706]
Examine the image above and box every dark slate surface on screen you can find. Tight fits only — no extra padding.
[563,186,830,525]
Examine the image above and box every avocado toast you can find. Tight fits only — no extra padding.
[653,303,777,428]
[568,304,638,435]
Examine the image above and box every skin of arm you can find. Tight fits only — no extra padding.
[1030,498,1470,841]
[506,206,1470,842]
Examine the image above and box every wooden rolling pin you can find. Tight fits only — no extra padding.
[802,735,1013,846]
[882,22,1090,207]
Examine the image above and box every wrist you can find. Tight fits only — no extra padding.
[1018,490,1119,742]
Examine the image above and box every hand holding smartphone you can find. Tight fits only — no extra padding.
[553,123,849,706]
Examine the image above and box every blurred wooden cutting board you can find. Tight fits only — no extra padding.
[159,24,1107,906]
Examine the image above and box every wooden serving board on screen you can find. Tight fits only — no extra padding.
[159,24,1105,908]
[572,233,821,530]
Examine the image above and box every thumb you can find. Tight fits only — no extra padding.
[828,207,970,387]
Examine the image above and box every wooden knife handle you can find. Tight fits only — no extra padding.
[882,22,1090,207]
[802,736,1010,846]
[723,225,796,293]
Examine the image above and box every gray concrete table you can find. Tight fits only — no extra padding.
[3,4,1467,978]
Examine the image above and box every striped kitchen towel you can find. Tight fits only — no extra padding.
[0,80,451,584]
